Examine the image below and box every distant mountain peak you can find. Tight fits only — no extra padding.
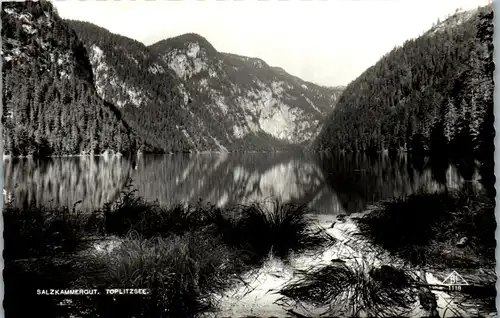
[151,32,218,55]
[324,85,346,91]
[172,32,210,42]
[427,7,479,35]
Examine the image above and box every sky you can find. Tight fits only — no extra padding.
[53,0,489,87]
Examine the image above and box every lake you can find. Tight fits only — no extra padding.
[2,152,484,214]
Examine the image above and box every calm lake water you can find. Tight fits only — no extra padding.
[3,152,484,214]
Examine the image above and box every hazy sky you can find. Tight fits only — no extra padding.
[53,0,489,87]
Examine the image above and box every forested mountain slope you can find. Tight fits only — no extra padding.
[313,6,494,161]
[68,22,344,153]
[1,1,152,156]
[68,21,205,153]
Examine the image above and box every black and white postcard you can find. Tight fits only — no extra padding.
[1,0,496,317]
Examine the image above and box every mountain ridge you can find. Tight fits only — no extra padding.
[68,21,344,152]
[313,5,493,165]
[1,1,343,157]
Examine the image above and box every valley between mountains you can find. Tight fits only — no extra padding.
[2,2,344,157]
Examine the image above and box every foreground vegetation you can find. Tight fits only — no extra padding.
[355,185,496,314]
[4,186,334,317]
[278,260,421,317]
[5,181,496,317]
[274,185,496,317]
[355,186,496,268]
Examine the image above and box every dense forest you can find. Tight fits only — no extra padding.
[313,6,494,163]
[1,1,157,156]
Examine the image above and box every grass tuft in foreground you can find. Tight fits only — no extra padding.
[277,260,418,317]
[355,186,496,268]
[217,200,336,264]
[73,231,247,317]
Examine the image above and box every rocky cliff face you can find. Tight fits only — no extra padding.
[151,34,343,144]
[68,22,343,152]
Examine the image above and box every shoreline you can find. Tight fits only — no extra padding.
[2,149,297,160]
[217,212,495,317]
[70,206,494,317]
[4,189,495,317]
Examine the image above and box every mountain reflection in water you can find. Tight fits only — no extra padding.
[3,152,484,215]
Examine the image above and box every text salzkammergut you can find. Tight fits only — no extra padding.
[37,289,150,295]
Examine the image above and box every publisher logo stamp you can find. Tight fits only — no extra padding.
[442,270,469,291]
